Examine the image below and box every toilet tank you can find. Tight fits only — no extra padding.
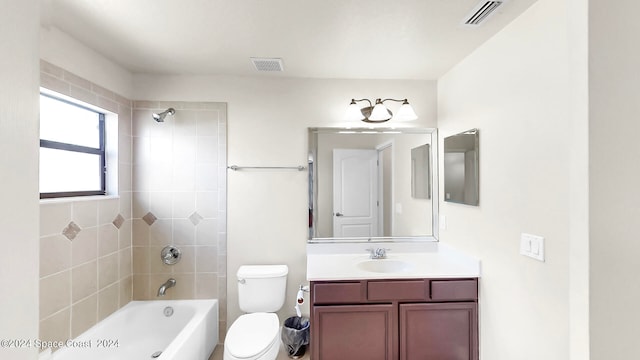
[237,265,288,313]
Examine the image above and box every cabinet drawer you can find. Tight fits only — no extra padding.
[313,282,363,304]
[368,280,427,301]
[430,279,478,301]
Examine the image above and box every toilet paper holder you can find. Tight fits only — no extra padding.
[296,285,309,304]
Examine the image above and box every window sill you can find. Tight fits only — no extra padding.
[39,194,120,205]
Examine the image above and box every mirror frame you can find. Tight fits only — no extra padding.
[308,127,439,243]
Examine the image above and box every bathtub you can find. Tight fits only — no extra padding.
[50,299,218,360]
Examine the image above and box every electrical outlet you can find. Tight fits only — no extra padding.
[520,233,545,262]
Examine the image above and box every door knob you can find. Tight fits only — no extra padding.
[335,212,344,217]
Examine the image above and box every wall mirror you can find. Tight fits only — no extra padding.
[308,127,438,242]
[444,129,479,206]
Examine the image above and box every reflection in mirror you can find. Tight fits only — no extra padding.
[308,128,438,241]
[444,129,479,206]
[411,144,430,199]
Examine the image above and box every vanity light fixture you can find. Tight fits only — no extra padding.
[346,98,418,123]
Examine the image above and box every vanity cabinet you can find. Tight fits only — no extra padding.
[310,278,478,360]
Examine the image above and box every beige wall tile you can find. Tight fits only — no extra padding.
[118,220,132,249]
[39,67,134,343]
[72,201,97,229]
[173,219,196,245]
[149,219,172,247]
[120,276,133,306]
[90,83,114,100]
[173,136,197,160]
[130,102,225,317]
[196,191,218,218]
[149,191,172,219]
[71,294,97,338]
[132,247,149,274]
[132,219,149,247]
[119,248,132,280]
[196,163,218,191]
[69,84,97,105]
[40,308,70,344]
[40,270,71,319]
[173,192,196,218]
[97,96,118,114]
[172,162,196,191]
[98,198,119,225]
[98,224,119,256]
[40,234,71,278]
[97,283,119,322]
[195,273,218,299]
[196,219,217,246]
[196,246,218,273]
[119,163,133,192]
[71,261,97,303]
[98,253,119,288]
[71,227,97,266]
[40,72,70,95]
[63,71,92,90]
[132,192,149,218]
[40,203,72,237]
[118,192,132,219]
[168,273,195,300]
[132,274,149,300]
[196,111,219,136]
[40,60,64,77]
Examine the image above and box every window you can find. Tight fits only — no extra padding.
[39,93,106,198]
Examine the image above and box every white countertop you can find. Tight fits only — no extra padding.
[306,241,480,281]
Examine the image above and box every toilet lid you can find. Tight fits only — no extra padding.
[226,313,279,359]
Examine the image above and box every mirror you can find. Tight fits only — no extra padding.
[308,128,438,241]
[411,144,430,199]
[444,129,479,206]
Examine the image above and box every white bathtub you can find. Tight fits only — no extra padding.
[51,299,218,360]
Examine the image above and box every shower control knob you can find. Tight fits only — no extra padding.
[161,246,181,265]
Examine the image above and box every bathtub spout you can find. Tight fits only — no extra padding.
[157,278,176,297]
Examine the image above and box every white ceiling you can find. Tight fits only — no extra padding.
[41,0,538,80]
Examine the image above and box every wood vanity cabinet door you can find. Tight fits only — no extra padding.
[399,303,478,360]
[312,304,395,360]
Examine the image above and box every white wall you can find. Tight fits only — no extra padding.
[438,0,586,358]
[0,0,40,359]
[133,74,437,324]
[589,0,640,358]
[40,26,134,99]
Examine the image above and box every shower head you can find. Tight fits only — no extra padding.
[152,108,175,122]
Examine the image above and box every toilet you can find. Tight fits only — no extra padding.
[224,265,288,360]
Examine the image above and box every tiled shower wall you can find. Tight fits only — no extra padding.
[38,61,134,343]
[131,101,227,340]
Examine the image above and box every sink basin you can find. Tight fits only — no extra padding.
[357,259,414,273]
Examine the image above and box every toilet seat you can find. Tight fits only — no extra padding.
[225,313,280,360]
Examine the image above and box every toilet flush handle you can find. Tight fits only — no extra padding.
[238,278,246,284]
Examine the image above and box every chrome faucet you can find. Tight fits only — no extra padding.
[366,248,389,259]
[157,278,176,297]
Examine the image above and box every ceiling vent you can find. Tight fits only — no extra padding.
[462,1,505,26]
[250,57,284,72]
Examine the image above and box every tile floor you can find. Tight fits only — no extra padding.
[208,343,311,360]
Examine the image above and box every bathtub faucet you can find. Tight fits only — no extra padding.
[157,278,176,297]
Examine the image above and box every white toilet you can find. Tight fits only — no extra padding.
[224,265,288,360]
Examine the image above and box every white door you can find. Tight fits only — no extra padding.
[333,149,379,237]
